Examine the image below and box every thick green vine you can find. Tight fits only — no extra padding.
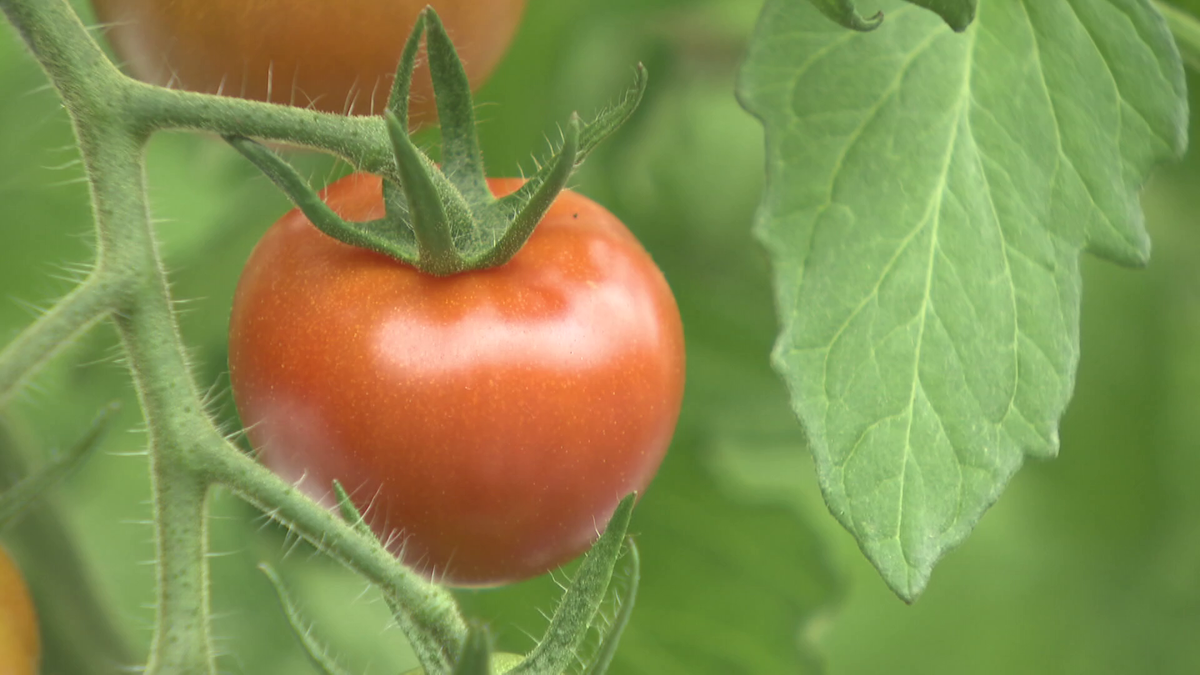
[0,0,637,673]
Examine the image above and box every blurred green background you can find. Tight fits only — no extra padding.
[0,0,1197,673]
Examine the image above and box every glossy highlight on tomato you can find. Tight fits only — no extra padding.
[228,174,684,586]
[0,547,38,675]
[91,0,525,119]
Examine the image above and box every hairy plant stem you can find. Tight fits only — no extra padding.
[0,0,214,670]
[203,447,467,671]
[130,84,396,175]
[89,109,222,675]
[0,0,469,672]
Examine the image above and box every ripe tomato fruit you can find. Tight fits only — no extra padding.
[228,174,684,586]
[0,547,38,675]
[90,0,525,119]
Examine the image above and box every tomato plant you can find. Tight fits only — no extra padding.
[227,173,685,586]
[0,547,38,675]
[89,0,525,119]
[401,652,523,674]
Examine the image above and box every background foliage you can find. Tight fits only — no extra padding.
[0,0,1196,673]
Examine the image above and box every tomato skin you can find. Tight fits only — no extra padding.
[90,0,525,119]
[228,174,684,586]
[0,547,38,675]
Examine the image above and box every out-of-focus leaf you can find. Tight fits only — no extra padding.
[806,0,884,31]
[905,0,976,30]
[807,0,976,32]
[609,435,840,674]
[739,0,1188,599]
[0,414,138,675]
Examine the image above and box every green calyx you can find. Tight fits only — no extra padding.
[227,7,646,277]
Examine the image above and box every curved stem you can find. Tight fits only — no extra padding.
[0,1,534,672]
[96,130,219,674]
[258,564,352,675]
[0,274,121,406]
[2,2,220,670]
[225,136,419,263]
[132,84,396,174]
[0,0,121,106]
[1,0,396,176]
[0,403,117,528]
[201,445,468,672]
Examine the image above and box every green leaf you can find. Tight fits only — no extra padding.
[739,0,1187,600]
[611,441,841,674]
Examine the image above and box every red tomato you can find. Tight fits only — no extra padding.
[0,547,38,675]
[228,174,684,585]
[90,0,525,119]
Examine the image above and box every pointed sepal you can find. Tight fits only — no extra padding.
[386,10,428,123]
[226,135,420,264]
[475,114,580,269]
[583,539,640,675]
[424,7,490,203]
[507,494,637,675]
[384,111,472,275]
[577,63,648,163]
[231,7,646,278]
[331,479,372,538]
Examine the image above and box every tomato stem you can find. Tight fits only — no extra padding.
[259,564,353,675]
[0,403,118,529]
[223,6,648,277]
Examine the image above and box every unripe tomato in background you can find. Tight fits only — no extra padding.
[89,0,526,120]
[0,547,38,675]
